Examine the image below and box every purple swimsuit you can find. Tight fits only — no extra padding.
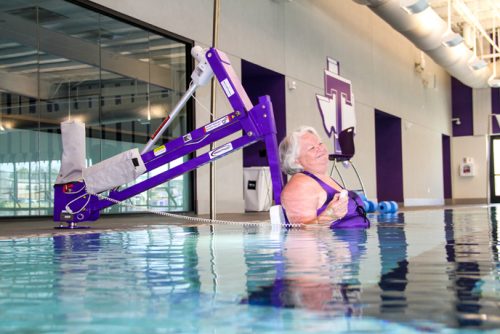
[299,171,370,229]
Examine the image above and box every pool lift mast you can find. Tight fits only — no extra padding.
[53,46,283,228]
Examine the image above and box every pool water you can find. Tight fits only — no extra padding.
[0,207,499,333]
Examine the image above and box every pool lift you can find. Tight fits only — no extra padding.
[53,46,284,228]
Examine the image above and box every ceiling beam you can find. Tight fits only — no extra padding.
[0,11,174,94]
[0,69,51,99]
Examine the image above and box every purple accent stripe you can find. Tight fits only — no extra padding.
[442,135,452,199]
[492,88,500,134]
[375,110,404,202]
[451,77,473,137]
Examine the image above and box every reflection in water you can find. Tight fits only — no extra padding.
[491,207,499,263]
[48,227,202,330]
[376,213,408,315]
[0,209,499,332]
[53,233,101,254]
[444,209,497,328]
[243,227,367,317]
[242,209,499,330]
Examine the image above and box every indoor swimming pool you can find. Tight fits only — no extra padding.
[0,207,499,333]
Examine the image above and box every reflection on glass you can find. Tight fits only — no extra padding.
[0,0,190,216]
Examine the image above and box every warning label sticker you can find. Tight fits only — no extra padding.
[153,145,166,156]
[204,116,231,133]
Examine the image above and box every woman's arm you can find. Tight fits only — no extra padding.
[281,175,319,224]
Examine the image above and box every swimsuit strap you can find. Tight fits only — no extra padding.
[300,171,337,215]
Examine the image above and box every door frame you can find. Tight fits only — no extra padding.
[489,135,500,203]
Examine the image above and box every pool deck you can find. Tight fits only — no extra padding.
[0,211,272,239]
[0,204,490,239]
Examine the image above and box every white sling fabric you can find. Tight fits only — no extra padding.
[55,120,86,184]
[82,148,146,194]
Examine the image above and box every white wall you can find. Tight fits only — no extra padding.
[402,123,445,206]
[92,0,453,212]
[473,88,493,136]
[451,135,488,201]
[450,87,493,203]
[452,88,493,204]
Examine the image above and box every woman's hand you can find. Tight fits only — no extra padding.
[321,193,348,222]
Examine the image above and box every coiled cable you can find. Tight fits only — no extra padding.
[90,191,304,229]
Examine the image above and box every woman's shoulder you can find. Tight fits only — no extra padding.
[282,173,320,195]
[286,172,311,185]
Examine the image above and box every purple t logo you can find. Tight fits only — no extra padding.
[316,58,356,153]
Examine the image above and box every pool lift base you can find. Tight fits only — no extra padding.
[55,222,91,230]
[54,211,91,229]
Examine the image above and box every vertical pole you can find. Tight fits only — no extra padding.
[488,114,493,203]
[210,0,220,220]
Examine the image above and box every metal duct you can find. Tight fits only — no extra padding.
[353,0,492,88]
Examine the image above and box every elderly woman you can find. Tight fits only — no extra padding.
[279,126,369,228]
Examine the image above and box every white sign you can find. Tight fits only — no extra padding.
[220,78,235,98]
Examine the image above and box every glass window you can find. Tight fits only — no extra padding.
[0,0,192,217]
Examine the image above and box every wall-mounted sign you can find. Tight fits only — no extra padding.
[316,58,356,153]
[459,157,476,177]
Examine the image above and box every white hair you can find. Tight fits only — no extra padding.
[279,126,320,175]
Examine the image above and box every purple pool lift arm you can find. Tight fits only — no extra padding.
[53,46,283,226]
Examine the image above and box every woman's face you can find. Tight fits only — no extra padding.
[296,132,329,174]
